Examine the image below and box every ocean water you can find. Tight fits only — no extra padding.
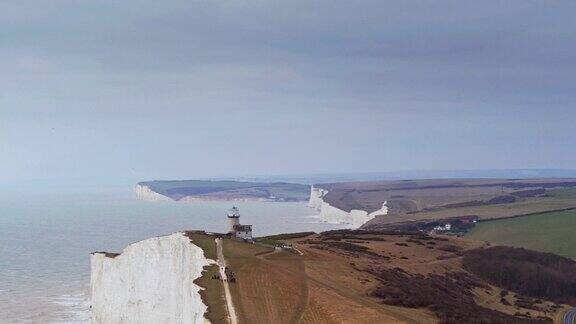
[0,190,346,323]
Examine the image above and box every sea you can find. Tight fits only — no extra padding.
[0,188,347,323]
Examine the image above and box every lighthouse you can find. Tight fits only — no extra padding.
[227,206,253,241]
[227,206,241,233]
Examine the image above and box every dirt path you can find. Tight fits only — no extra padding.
[216,238,238,324]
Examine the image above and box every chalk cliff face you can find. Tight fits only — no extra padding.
[309,186,388,228]
[308,186,328,209]
[135,184,172,202]
[90,233,211,324]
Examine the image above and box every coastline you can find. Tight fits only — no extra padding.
[0,190,349,322]
[308,186,388,228]
[90,233,210,323]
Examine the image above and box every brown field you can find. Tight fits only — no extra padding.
[292,231,573,323]
[220,236,433,324]
[195,230,573,323]
[223,238,308,324]
[296,243,434,324]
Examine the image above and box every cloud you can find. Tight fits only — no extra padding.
[1,1,575,181]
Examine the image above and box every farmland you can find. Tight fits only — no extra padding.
[466,209,576,259]
[325,179,576,229]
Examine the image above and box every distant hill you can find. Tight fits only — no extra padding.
[317,178,576,215]
[306,178,576,229]
[136,180,310,202]
[213,169,576,185]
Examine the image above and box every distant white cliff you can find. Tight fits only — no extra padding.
[90,233,211,324]
[308,186,328,209]
[135,184,172,202]
[309,186,388,228]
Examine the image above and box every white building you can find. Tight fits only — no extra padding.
[232,224,253,240]
[433,223,452,232]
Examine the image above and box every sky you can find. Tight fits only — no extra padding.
[1,1,575,187]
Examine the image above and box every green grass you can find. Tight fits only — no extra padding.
[255,238,284,247]
[194,264,228,323]
[255,232,315,247]
[548,188,576,199]
[466,210,576,259]
[184,232,217,259]
[182,232,227,322]
[222,238,273,268]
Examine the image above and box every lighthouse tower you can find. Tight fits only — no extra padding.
[227,206,241,233]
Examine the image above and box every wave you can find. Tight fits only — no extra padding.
[50,293,90,324]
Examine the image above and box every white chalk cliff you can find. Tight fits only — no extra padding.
[90,233,211,324]
[309,186,388,228]
[308,186,329,209]
[135,184,172,202]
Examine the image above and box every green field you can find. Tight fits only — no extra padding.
[466,209,576,259]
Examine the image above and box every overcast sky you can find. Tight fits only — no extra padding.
[1,1,575,186]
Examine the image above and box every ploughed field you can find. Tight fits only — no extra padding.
[466,209,576,259]
[311,179,576,228]
[190,231,576,324]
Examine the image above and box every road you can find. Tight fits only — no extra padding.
[564,308,576,324]
[215,238,238,324]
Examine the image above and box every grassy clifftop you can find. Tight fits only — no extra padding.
[138,180,310,201]
[317,178,576,215]
[202,229,574,323]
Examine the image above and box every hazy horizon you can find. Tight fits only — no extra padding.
[2,1,576,186]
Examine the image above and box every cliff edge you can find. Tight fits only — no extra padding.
[136,180,310,202]
[309,186,388,228]
[135,183,173,201]
[90,233,211,324]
